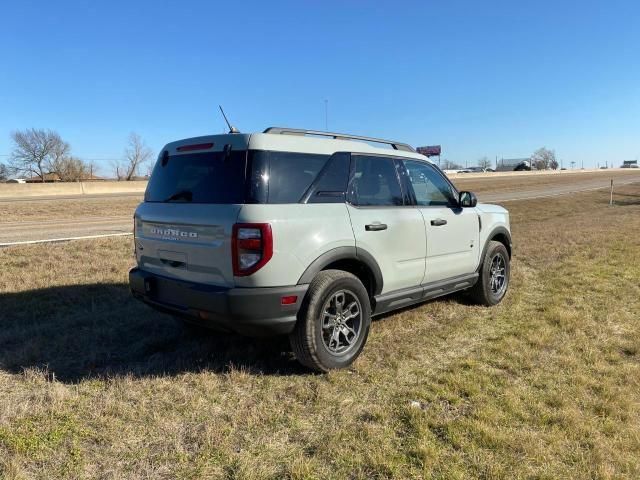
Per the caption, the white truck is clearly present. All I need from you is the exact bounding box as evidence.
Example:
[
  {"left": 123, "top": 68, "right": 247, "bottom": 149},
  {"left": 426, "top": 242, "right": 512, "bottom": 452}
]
[{"left": 130, "top": 128, "right": 511, "bottom": 371}]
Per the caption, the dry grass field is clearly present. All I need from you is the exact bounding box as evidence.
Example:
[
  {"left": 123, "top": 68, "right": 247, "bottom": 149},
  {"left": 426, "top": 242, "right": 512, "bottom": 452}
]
[
  {"left": 454, "top": 170, "right": 637, "bottom": 195},
  {"left": 0, "top": 183, "right": 639, "bottom": 479},
  {"left": 0, "top": 196, "right": 142, "bottom": 223}
]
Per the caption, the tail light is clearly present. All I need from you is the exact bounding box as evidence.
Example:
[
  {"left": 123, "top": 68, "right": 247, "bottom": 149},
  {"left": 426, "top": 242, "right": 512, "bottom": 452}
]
[{"left": 232, "top": 223, "right": 273, "bottom": 276}]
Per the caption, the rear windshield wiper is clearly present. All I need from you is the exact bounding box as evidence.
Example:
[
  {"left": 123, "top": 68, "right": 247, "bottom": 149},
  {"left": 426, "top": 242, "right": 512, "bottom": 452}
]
[{"left": 164, "top": 190, "right": 193, "bottom": 202}]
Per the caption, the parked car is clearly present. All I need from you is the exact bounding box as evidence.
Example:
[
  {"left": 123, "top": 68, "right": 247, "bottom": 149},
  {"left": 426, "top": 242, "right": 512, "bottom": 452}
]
[{"left": 129, "top": 128, "right": 512, "bottom": 371}]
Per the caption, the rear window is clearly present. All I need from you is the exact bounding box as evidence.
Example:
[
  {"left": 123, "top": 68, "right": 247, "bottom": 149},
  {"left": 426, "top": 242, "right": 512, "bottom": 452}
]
[
  {"left": 144, "top": 149, "right": 345, "bottom": 204},
  {"left": 145, "top": 150, "right": 247, "bottom": 204}
]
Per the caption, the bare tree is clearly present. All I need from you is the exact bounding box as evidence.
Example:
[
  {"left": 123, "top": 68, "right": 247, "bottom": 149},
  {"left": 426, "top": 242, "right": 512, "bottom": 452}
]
[
  {"left": 477, "top": 156, "right": 492, "bottom": 170},
  {"left": 85, "top": 160, "right": 100, "bottom": 179},
  {"left": 531, "top": 147, "right": 556, "bottom": 170},
  {"left": 0, "top": 163, "right": 10, "bottom": 182},
  {"left": 115, "top": 133, "right": 153, "bottom": 181},
  {"left": 549, "top": 158, "right": 559, "bottom": 170},
  {"left": 9, "top": 129, "right": 70, "bottom": 182},
  {"left": 53, "top": 156, "right": 90, "bottom": 182},
  {"left": 441, "top": 159, "right": 462, "bottom": 170}
]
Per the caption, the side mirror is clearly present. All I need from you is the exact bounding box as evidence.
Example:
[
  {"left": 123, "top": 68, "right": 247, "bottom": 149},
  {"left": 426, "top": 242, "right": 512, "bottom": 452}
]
[{"left": 459, "top": 191, "right": 477, "bottom": 208}]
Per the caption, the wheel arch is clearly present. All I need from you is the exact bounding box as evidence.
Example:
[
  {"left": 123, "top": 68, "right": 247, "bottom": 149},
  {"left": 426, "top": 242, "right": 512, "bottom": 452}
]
[
  {"left": 297, "top": 246, "right": 383, "bottom": 297},
  {"left": 479, "top": 226, "right": 512, "bottom": 270}
]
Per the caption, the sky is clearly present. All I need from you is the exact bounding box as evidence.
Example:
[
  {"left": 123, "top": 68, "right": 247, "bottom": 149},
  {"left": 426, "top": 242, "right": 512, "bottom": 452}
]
[{"left": 1, "top": 0, "right": 639, "bottom": 175}]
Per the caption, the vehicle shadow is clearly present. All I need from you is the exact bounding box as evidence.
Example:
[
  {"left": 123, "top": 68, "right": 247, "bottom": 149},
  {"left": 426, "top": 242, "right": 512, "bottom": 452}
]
[{"left": 0, "top": 283, "right": 305, "bottom": 383}]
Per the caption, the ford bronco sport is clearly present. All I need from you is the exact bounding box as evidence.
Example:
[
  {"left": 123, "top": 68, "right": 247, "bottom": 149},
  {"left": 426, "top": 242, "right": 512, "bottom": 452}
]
[{"left": 129, "top": 128, "right": 512, "bottom": 371}]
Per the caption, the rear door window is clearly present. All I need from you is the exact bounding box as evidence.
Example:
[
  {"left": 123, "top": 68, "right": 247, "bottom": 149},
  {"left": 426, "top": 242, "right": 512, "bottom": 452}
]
[
  {"left": 145, "top": 150, "right": 247, "bottom": 204},
  {"left": 304, "top": 152, "right": 351, "bottom": 203},
  {"left": 348, "top": 155, "right": 404, "bottom": 206}
]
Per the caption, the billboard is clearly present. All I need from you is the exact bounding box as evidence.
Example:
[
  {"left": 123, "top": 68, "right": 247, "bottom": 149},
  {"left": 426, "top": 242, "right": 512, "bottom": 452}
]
[{"left": 416, "top": 145, "right": 441, "bottom": 157}]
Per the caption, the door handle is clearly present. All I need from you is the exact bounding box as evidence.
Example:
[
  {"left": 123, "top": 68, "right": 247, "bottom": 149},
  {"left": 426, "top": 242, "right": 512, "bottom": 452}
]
[
  {"left": 160, "top": 258, "right": 186, "bottom": 269},
  {"left": 430, "top": 219, "right": 447, "bottom": 227},
  {"left": 365, "top": 223, "right": 387, "bottom": 231}
]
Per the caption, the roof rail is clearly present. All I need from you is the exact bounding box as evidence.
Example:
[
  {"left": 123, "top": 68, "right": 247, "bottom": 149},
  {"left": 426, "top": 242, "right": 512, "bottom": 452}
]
[{"left": 263, "top": 127, "right": 415, "bottom": 152}]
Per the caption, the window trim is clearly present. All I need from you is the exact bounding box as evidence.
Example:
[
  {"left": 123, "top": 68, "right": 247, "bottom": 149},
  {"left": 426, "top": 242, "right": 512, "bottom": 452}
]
[{"left": 346, "top": 153, "right": 408, "bottom": 208}]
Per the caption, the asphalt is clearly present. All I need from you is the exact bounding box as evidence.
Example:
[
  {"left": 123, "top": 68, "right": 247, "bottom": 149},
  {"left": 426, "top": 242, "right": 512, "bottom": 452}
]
[
  {"left": 1, "top": 173, "right": 639, "bottom": 246},
  {"left": 0, "top": 216, "right": 135, "bottom": 245},
  {"left": 478, "top": 174, "right": 640, "bottom": 203}
]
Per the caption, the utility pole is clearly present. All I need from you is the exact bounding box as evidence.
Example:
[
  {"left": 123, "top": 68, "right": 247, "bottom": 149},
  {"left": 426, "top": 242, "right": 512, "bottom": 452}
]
[{"left": 610, "top": 179, "right": 614, "bottom": 206}]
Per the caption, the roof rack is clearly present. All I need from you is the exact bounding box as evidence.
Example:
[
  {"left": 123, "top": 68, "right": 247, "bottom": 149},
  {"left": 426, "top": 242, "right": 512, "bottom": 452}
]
[{"left": 263, "top": 127, "right": 415, "bottom": 152}]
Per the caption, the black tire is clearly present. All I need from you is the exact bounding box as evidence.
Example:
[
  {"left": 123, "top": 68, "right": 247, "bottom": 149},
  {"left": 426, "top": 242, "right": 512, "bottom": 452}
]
[
  {"left": 290, "top": 270, "right": 371, "bottom": 372},
  {"left": 469, "top": 241, "right": 510, "bottom": 306}
]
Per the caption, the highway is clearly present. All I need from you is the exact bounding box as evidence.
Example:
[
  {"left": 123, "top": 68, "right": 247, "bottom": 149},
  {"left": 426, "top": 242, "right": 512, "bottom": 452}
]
[
  {"left": 1, "top": 216, "right": 134, "bottom": 245},
  {"left": 1, "top": 173, "right": 639, "bottom": 246},
  {"left": 475, "top": 174, "right": 640, "bottom": 203}
]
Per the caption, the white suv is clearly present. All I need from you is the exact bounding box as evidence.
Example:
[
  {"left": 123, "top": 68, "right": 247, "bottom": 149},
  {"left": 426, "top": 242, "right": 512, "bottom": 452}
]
[{"left": 129, "top": 128, "right": 512, "bottom": 371}]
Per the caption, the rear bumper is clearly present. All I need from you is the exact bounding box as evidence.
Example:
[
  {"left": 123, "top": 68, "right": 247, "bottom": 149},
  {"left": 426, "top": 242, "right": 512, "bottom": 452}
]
[{"left": 129, "top": 268, "right": 307, "bottom": 336}]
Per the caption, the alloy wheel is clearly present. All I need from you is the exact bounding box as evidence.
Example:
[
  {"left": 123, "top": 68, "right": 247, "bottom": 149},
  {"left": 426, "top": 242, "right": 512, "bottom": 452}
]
[{"left": 320, "top": 289, "right": 362, "bottom": 355}]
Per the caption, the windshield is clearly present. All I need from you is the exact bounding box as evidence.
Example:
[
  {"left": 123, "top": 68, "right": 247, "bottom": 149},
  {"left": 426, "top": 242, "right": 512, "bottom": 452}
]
[{"left": 145, "top": 150, "right": 247, "bottom": 204}]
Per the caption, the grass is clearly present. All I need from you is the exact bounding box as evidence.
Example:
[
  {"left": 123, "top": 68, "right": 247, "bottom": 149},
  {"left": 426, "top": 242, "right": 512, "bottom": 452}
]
[
  {"left": 453, "top": 169, "right": 639, "bottom": 195},
  {"left": 0, "top": 184, "right": 639, "bottom": 478}
]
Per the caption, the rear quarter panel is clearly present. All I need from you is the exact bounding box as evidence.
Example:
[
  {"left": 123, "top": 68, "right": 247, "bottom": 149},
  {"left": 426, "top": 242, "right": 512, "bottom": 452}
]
[{"left": 234, "top": 204, "right": 355, "bottom": 287}]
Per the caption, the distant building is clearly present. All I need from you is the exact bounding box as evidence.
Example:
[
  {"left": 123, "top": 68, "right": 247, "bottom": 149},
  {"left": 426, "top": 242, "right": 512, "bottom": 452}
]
[
  {"left": 496, "top": 158, "right": 531, "bottom": 172},
  {"left": 23, "top": 173, "right": 105, "bottom": 182},
  {"left": 80, "top": 173, "right": 106, "bottom": 181},
  {"left": 25, "top": 173, "right": 61, "bottom": 183},
  {"left": 622, "top": 160, "right": 638, "bottom": 168}
]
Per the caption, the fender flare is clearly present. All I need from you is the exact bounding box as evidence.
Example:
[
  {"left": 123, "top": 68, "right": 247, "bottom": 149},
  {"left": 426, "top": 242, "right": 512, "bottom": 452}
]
[
  {"left": 297, "top": 246, "right": 384, "bottom": 295},
  {"left": 478, "top": 226, "right": 512, "bottom": 271}
]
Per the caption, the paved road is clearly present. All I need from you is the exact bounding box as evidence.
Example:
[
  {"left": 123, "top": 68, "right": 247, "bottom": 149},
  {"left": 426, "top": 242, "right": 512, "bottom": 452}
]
[
  {"left": 1, "top": 173, "right": 639, "bottom": 246},
  {"left": 0, "top": 216, "right": 134, "bottom": 245},
  {"left": 477, "top": 173, "right": 640, "bottom": 203}
]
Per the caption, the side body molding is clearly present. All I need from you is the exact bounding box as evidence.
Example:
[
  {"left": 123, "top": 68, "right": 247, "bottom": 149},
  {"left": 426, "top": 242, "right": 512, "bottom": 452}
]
[{"left": 297, "top": 246, "right": 384, "bottom": 295}]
